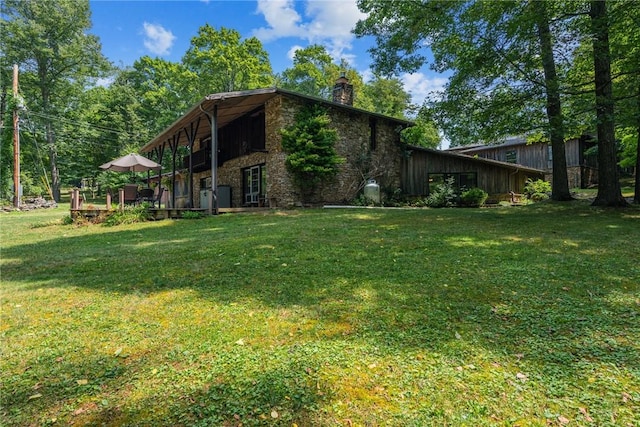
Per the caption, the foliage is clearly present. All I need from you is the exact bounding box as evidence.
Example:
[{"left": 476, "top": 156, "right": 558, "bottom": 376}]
[
  {"left": 95, "top": 171, "right": 137, "bottom": 194},
  {"left": 460, "top": 187, "right": 488, "bottom": 207},
  {"left": 618, "top": 130, "right": 638, "bottom": 169},
  {"left": 183, "top": 25, "right": 273, "bottom": 95},
  {"left": 524, "top": 178, "right": 552, "bottom": 201},
  {"left": 102, "top": 205, "right": 149, "bottom": 226},
  {"left": 400, "top": 106, "right": 441, "bottom": 148},
  {"left": 1, "top": 0, "right": 111, "bottom": 201},
  {"left": 2, "top": 205, "right": 639, "bottom": 425},
  {"left": 426, "top": 176, "right": 456, "bottom": 207},
  {"left": 277, "top": 45, "right": 415, "bottom": 117},
  {"left": 355, "top": 0, "right": 638, "bottom": 203},
  {"left": 181, "top": 210, "right": 204, "bottom": 220},
  {"left": 281, "top": 105, "right": 344, "bottom": 201}
]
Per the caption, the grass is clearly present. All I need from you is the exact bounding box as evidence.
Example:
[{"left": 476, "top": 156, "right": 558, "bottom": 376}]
[{"left": 1, "top": 202, "right": 639, "bottom": 426}]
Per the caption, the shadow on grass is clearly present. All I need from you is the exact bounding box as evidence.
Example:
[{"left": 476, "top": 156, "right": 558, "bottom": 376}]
[{"left": 2, "top": 204, "right": 639, "bottom": 424}]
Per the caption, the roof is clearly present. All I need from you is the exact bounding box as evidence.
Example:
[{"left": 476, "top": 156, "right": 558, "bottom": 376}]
[
  {"left": 140, "top": 87, "right": 414, "bottom": 154},
  {"left": 446, "top": 136, "right": 529, "bottom": 153},
  {"left": 408, "top": 144, "right": 545, "bottom": 175}
]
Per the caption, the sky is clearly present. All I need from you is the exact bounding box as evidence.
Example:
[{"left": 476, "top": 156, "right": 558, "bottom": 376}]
[{"left": 89, "top": 0, "right": 449, "bottom": 107}]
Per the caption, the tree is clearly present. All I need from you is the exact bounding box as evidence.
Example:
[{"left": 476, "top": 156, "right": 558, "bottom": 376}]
[
  {"left": 400, "top": 106, "right": 441, "bottom": 148},
  {"left": 361, "top": 76, "right": 412, "bottom": 119},
  {"left": 183, "top": 25, "right": 274, "bottom": 96},
  {"left": 589, "top": 0, "right": 627, "bottom": 206},
  {"left": 2, "top": 0, "right": 110, "bottom": 201},
  {"left": 278, "top": 45, "right": 338, "bottom": 99},
  {"left": 355, "top": 0, "right": 575, "bottom": 200}
]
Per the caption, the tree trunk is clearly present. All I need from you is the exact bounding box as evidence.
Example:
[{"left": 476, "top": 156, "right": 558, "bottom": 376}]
[
  {"left": 46, "top": 121, "right": 61, "bottom": 202},
  {"left": 533, "top": 1, "right": 572, "bottom": 201},
  {"left": 635, "top": 107, "right": 640, "bottom": 204},
  {"left": 590, "top": 0, "right": 627, "bottom": 207}
]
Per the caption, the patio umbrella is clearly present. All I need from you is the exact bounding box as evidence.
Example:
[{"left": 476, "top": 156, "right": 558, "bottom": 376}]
[{"left": 99, "top": 153, "right": 161, "bottom": 172}]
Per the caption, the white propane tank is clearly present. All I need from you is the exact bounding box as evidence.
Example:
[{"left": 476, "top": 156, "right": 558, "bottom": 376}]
[{"left": 364, "top": 179, "right": 380, "bottom": 204}]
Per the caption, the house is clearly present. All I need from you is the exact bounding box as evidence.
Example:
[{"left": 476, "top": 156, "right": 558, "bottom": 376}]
[
  {"left": 140, "top": 81, "right": 549, "bottom": 211},
  {"left": 140, "top": 82, "right": 412, "bottom": 210},
  {"left": 400, "top": 145, "right": 545, "bottom": 197},
  {"left": 446, "top": 136, "right": 598, "bottom": 188}
]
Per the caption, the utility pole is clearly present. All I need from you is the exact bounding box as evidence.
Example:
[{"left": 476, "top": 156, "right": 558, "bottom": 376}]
[{"left": 13, "top": 64, "right": 20, "bottom": 208}]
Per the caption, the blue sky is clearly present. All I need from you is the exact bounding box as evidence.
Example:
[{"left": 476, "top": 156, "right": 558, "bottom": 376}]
[{"left": 89, "top": 0, "right": 448, "bottom": 106}]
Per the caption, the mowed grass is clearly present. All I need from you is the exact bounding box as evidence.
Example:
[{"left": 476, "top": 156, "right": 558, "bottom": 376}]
[{"left": 1, "top": 203, "right": 639, "bottom": 426}]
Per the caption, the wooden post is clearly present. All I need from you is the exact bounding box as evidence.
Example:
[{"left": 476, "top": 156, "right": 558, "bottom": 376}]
[
  {"left": 118, "top": 188, "right": 124, "bottom": 212},
  {"left": 106, "top": 192, "right": 112, "bottom": 210},
  {"left": 71, "top": 188, "right": 80, "bottom": 209},
  {"left": 12, "top": 64, "right": 20, "bottom": 208}
]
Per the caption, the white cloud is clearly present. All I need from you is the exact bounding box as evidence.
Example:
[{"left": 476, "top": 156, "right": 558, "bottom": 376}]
[
  {"left": 253, "top": 0, "right": 366, "bottom": 63},
  {"left": 401, "top": 73, "right": 448, "bottom": 106},
  {"left": 142, "top": 22, "right": 176, "bottom": 56},
  {"left": 287, "top": 45, "right": 304, "bottom": 60}
]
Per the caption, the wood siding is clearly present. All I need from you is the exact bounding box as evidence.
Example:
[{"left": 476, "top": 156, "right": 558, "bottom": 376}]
[{"left": 401, "top": 148, "right": 544, "bottom": 196}]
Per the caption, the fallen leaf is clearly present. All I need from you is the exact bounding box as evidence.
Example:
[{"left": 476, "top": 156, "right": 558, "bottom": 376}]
[
  {"left": 114, "top": 347, "right": 123, "bottom": 357},
  {"left": 271, "top": 410, "right": 279, "bottom": 418},
  {"left": 455, "top": 331, "right": 462, "bottom": 339},
  {"left": 621, "top": 392, "right": 631, "bottom": 402},
  {"left": 28, "top": 393, "right": 42, "bottom": 400},
  {"left": 579, "top": 407, "right": 594, "bottom": 422},
  {"left": 235, "top": 338, "right": 245, "bottom": 346},
  {"left": 516, "top": 372, "right": 528, "bottom": 382},
  {"left": 76, "top": 379, "right": 88, "bottom": 385},
  {"left": 558, "top": 415, "right": 570, "bottom": 424}
]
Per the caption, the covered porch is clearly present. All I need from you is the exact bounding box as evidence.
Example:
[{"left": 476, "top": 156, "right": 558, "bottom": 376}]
[{"left": 138, "top": 88, "right": 284, "bottom": 214}]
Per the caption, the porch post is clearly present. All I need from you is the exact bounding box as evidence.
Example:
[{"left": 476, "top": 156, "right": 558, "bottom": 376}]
[{"left": 210, "top": 104, "right": 218, "bottom": 215}]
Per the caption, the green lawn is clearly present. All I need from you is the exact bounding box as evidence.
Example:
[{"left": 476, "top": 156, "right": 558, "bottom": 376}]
[{"left": 1, "top": 203, "right": 639, "bottom": 426}]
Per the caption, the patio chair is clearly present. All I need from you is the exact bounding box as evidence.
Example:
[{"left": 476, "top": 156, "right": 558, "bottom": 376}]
[
  {"left": 122, "top": 184, "right": 139, "bottom": 205},
  {"left": 138, "top": 188, "right": 154, "bottom": 205}
]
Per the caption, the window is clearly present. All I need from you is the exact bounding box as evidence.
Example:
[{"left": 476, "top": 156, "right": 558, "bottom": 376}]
[
  {"left": 505, "top": 150, "right": 517, "bottom": 163},
  {"left": 369, "top": 117, "right": 377, "bottom": 150},
  {"left": 243, "top": 164, "right": 266, "bottom": 206},
  {"left": 427, "top": 172, "right": 478, "bottom": 194}
]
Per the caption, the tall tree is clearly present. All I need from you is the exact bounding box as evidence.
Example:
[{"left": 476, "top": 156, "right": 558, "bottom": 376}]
[
  {"left": 589, "top": 0, "right": 627, "bottom": 206},
  {"left": 355, "top": 0, "right": 576, "bottom": 200},
  {"left": 2, "top": 0, "right": 109, "bottom": 201},
  {"left": 532, "top": 1, "right": 572, "bottom": 200},
  {"left": 361, "top": 76, "right": 412, "bottom": 119},
  {"left": 182, "top": 25, "right": 273, "bottom": 96}
]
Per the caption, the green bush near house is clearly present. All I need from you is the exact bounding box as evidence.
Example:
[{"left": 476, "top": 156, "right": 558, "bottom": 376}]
[
  {"left": 524, "top": 178, "right": 552, "bottom": 201},
  {"left": 460, "top": 187, "right": 489, "bottom": 207}
]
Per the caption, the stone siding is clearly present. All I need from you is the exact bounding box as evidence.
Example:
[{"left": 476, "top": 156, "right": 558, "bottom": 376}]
[{"left": 191, "top": 94, "right": 405, "bottom": 208}]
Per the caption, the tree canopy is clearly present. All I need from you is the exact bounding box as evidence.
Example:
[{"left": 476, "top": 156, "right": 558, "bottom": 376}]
[{"left": 355, "top": 0, "right": 637, "bottom": 205}]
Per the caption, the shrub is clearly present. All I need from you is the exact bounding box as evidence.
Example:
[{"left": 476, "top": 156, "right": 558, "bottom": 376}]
[
  {"left": 426, "top": 177, "right": 456, "bottom": 208},
  {"left": 524, "top": 179, "right": 551, "bottom": 201},
  {"left": 460, "top": 187, "right": 488, "bottom": 207},
  {"left": 181, "top": 211, "right": 204, "bottom": 219},
  {"left": 103, "top": 205, "right": 149, "bottom": 226},
  {"left": 281, "top": 105, "right": 344, "bottom": 202}
]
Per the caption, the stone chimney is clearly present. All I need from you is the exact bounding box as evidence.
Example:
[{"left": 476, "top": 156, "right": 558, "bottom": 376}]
[{"left": 332, "top": 72, "right": 354, "bottom": 106}]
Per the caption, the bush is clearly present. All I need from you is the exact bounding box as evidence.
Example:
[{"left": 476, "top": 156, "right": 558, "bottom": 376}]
[
  {"left": 426, "top": 177, "right": 456, "bottom": 208},
  {"left": 103, "top": 205, "right": 149, "bottom": 226},
  {"left": 181, "top": 211, "right": 204, "bottom": 219},
  {"left": 460, "top": 187, "right": 488, "bottom": 207},
  {"left": 524, "top": 179, "right": 551, "bottom": 201}
]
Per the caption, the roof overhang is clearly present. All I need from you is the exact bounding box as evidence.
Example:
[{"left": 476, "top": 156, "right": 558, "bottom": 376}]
[
  {"left": 140, "top": 87, "right": 414, "bottom": 154},
  {"left": 408, "top": 145, "right": 545, "bottom": 175}
]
